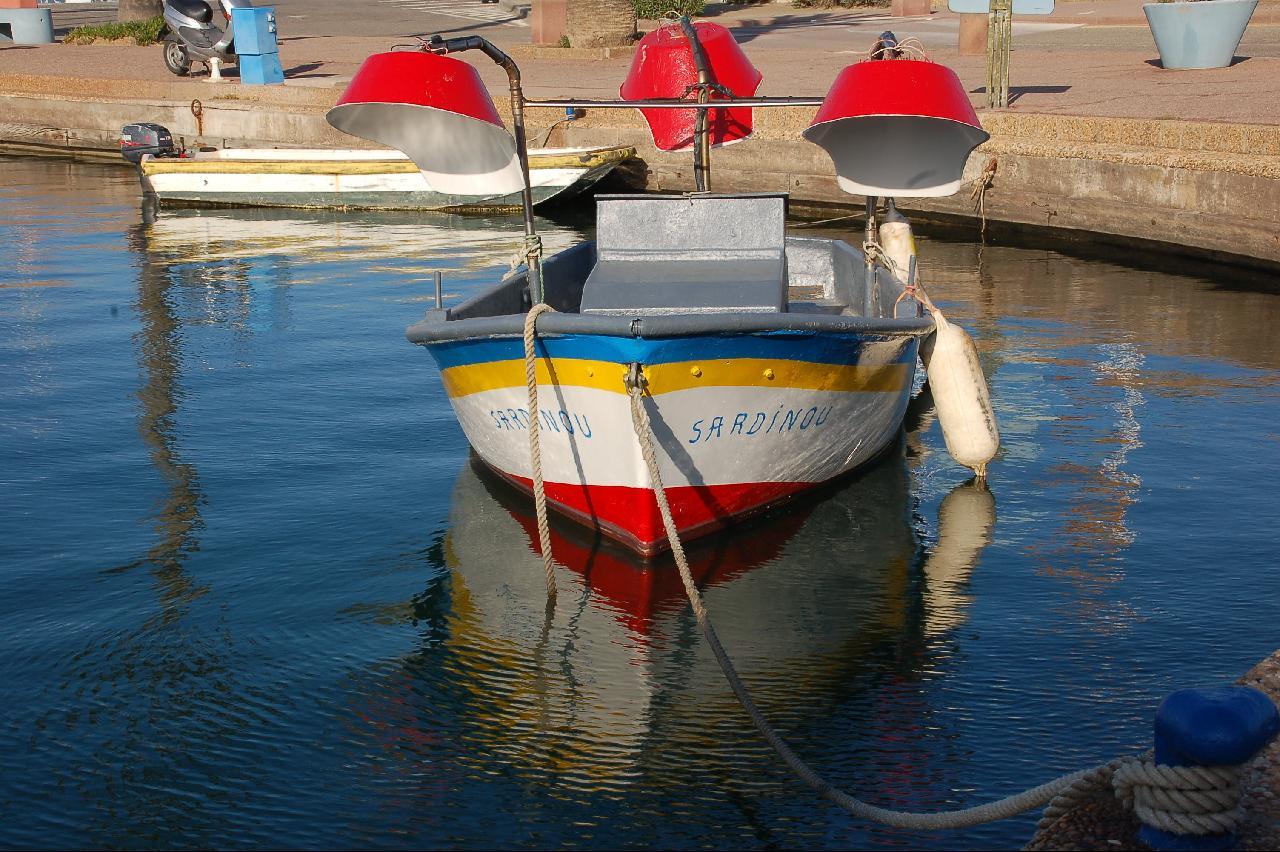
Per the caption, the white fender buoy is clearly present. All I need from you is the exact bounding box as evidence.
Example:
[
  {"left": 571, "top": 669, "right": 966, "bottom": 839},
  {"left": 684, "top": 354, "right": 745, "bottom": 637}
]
[
  {"left": 876, "top": 202, "right": 998, "bottom": 476},
  {"left": 920, "top": 310, "right": 1000, "bottom": 478},
  {"left": 878, "top": 199, "right": 917, "bottom": 285}
]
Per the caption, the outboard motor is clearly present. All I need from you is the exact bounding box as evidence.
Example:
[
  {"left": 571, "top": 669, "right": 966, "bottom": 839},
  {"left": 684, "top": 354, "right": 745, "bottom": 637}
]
[{"left": 120, "top": 124, "right": 179, "bottom": 165}]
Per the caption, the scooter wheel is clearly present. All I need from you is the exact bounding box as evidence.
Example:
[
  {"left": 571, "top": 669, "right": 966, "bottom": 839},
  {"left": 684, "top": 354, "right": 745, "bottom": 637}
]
[{"left": 163, "top": 36, "right": 192, "bottom": 77}]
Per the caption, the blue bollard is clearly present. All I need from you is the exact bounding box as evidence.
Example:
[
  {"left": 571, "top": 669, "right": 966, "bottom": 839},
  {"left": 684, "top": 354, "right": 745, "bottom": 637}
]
[{"left": 1139, "top": 686, "right": 1279, "bottom": 851}]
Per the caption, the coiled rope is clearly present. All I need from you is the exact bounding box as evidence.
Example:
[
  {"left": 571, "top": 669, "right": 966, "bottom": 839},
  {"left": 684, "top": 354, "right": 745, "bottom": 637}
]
[
  {"left": 1115, "top": 759, "right": 1242, "bottom": 836},
  {"left": 517, "top": 308, "right": 1248, "bottom": 835}
]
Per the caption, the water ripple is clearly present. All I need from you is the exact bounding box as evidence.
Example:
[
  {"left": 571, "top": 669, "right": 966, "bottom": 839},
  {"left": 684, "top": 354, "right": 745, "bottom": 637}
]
[{"left": 1, "top": 159, "right": 1278, "bottom": 849}]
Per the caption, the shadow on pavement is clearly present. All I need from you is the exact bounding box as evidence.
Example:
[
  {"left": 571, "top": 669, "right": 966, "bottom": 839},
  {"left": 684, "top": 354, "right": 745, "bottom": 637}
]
[
  {"left": 970, "top": 84, "right": 1072, "bottom": 104},
  {"left": 729, "top": 13, "right": 883, "bottom": 43},
  {"left": 1143, "top": 55, "right": 1252, "bottom": 69},
  {"left": 284, "top": 62, "right": 328, "bottom": 77}
]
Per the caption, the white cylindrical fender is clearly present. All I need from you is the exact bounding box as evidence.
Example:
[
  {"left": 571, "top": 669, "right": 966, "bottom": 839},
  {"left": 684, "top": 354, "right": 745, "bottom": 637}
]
[
  {"left": 920, "top": 310, "right": 1000, "bottom": 478},
  {"left": 878, "top": 202, "right": 917, "bottom": 285}
]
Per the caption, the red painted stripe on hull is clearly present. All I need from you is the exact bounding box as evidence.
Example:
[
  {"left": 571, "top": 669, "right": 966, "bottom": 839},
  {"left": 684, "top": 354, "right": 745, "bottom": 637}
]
[
  {"left": 500, "top": 491, "right": 809, "bottom": 634},
  {"left": 495, "top": 468, "right": 813, "bottom": 555}
]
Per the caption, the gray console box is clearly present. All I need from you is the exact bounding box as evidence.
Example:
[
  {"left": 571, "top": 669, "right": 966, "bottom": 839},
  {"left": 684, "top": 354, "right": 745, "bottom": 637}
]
[{"left": 579, "top": 193, "right": 789, "bottom": 316}]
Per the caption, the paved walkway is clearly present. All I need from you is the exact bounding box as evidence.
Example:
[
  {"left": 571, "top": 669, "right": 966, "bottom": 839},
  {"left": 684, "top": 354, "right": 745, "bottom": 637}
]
[{"left": 4, "top": 0, "right": 1279, "bottom": 126}]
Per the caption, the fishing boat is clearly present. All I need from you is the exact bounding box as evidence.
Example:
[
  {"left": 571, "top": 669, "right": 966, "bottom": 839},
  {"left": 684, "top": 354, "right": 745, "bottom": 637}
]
[
  {"left": 409, "top": 190, "right": 936, "bottom": 553},
  {"left": 329, "top": 21, "right": 998, "bottom": 555},
  {"left": 132, "top": 144, "right": 635, "bottom": 212}
]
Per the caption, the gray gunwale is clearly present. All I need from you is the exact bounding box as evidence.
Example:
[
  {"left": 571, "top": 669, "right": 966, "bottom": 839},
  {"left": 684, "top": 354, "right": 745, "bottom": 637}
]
[
  {"left": 407, "top": 311, "right": 935, "bottom": 344},
  {"left": 406, "top": 231, "right": 936, "bottom": 345}
]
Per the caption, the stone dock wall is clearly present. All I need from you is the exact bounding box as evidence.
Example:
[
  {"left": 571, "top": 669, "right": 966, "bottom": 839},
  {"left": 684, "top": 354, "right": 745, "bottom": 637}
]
[
  {"left": 2, "top": 79, "right": 1277, "bottom": 272},
  {"left": 542, "top": 106, "right": 1280, "bottom": 273}
]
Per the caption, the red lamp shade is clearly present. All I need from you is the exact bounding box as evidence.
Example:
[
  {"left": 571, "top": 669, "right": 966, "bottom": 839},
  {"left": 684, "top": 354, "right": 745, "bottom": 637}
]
[
  {"left": 326, "top": 51, "right": 523, "bottom": 196},
  {"left": 803, "top": 59, "right": 989, "bottom": 198},
  {"left": 620, "top": 22, "right": 761, "bottom": 152}
]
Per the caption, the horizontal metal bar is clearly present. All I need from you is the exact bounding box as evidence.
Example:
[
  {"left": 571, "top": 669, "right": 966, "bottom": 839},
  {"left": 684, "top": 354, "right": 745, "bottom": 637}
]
[{"left": 524, "top": 97, "right": 825, "bottom": 110}]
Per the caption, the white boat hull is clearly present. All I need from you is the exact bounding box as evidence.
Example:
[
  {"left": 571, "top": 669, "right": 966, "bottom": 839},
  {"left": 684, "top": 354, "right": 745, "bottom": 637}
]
[
  {"left": 138, "top": 146, "right": 635, "bottom": 211},
  {"left": 428, "top": 330, "right": 920, "bottom": 553}
]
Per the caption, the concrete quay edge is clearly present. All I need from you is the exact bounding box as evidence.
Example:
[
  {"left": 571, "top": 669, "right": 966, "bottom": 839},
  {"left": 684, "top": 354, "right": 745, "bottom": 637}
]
[{"left": 1, "top": 77, "right": 1277, "bottom": 272}]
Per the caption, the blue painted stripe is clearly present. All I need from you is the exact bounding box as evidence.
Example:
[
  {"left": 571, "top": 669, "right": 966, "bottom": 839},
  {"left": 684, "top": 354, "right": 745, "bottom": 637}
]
[{"left": 427, "top": 331, "right": 906, "bottom": 370}]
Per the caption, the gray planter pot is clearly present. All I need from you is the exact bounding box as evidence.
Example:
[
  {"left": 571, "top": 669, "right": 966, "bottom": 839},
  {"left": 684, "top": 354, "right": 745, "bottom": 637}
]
[
  {"left": 1143, "top": 0, "right": 1258, "bottom": 70},
  {"left": 0, "top": 8, "right": 54, "bottom": 45}
]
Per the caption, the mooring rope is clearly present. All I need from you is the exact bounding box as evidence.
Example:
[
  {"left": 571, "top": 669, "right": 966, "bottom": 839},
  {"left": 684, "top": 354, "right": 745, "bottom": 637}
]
[
  {"left": 516, "top": 307, "right": 1248, "bottom": 834},
  {"left": 620, "top": 373, "right": 1246, "bottom": 833},
  {"left": 970, "top": 157, "right": 998, "bottom": 243},
  {"left": 1034, "top": 757, "right": 1130, "bottom": 831},
  {"left": 862, "top": 239, "right": 938, "bottom": 316},
  {"left": 523, "top": 303, "right": 558, "bottom": 602}
]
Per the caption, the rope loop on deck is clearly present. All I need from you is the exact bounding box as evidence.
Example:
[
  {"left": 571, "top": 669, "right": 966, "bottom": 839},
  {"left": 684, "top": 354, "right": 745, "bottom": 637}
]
[
  {"left": 524, "top": 233, "right": 543, "bottom": 265},
  {"left": 523, "top": 303, "right": 558, "bottom": 602},
  {"left": 622, "top": 370, "right": 1247, "bottom": 834}
]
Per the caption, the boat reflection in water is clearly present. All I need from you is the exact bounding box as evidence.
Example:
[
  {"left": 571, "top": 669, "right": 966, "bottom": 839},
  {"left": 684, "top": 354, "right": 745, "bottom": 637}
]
[
  {"left": 357, "top": 439, "right": 997, "bottom": 799},
  {"left": 136, "top": 202, "right": 588, "bottom": 343},
  {"left": 141, "top": 202, "right": 587, "bottom": 272}
]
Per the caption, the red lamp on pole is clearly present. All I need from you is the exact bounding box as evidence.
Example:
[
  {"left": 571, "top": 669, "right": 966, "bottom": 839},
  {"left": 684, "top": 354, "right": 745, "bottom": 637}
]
[
  {"left": 327, "top": 37, "right": 546, "bottom": 303},
  {"left": 803, "top": 58, "right": 989, "bottom": 198},
  {"left": 326, "top": 50, "right": 524, "bottom": 196},
  {"left": 620, "top": 20, "right": 762, "bottom": 153}
]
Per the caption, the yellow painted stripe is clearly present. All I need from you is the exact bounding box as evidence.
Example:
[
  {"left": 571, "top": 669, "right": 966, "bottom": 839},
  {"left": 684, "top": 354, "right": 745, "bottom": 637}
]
[
  {"left": 439, "top": 358, "right": 910, "bottom": 399},
  {"left": 140, "top": 146, "right": 635, "bottom": 177},
  {"left": 143, "top": 159, "right": 418, "bottom": 176},
  {"left": 647, "top": 358, "right": 910, "bottom": 394},
  {"left": 442, "top": 358, "right": 629, "bottom": 398}
]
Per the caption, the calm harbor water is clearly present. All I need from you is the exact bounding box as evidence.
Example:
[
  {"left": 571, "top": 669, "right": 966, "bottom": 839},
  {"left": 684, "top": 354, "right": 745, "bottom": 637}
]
[{"left": 2, "top": 157, "right": 1278, "bottom": 850}]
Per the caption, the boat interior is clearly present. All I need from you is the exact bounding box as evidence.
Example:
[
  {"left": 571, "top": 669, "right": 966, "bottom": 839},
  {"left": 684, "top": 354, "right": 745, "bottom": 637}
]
[{"left": 442, "top": 193, "right": 921, "bottom": 325}]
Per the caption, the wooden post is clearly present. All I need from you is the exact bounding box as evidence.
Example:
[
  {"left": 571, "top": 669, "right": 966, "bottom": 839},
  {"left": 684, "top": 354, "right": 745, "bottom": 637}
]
[{"left": 986, "top": 0, "right": 1012, "bottom": 109}]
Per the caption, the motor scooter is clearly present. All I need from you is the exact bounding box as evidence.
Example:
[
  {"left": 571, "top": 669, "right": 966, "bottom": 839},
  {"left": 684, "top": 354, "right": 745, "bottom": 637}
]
[{"left": 161, "top": 0, "right": 256, "bottom": 78}]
